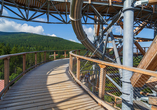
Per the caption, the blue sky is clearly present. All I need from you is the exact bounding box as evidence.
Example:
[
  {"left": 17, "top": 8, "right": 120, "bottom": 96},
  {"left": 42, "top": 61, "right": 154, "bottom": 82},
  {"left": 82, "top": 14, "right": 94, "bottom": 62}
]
[{"left": 0, "top": 7, "right": 154, "bottom": 48}]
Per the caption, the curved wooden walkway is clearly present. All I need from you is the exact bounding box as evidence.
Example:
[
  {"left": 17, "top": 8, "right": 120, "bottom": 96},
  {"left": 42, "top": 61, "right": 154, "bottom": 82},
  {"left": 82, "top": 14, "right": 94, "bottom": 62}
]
[{"left": 0, "top": 59, "right": 104, "bottom": 110}]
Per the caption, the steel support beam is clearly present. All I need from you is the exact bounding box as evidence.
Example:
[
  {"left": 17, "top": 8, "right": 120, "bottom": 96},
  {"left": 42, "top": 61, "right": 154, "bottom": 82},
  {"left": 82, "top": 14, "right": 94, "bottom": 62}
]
[
  {"left": 99, "top": 23, "right": 104, "bottom": 52},
  {"left": 122, "top": 0, "right": 134, "bottom": 109},
  {"left": 110, "top": 32, "right": 122, "bottom": 78},
  {"left": 154, "top": 22, "right": 157, "bottom": 38}
]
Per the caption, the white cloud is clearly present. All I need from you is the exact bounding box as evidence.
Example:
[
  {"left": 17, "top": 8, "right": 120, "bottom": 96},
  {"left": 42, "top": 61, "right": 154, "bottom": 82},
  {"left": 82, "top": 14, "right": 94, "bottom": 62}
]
[
  {"left": 113, "top": 26, "right": 123, "bottom": 35},
  {"left": 82, "top": 25, "right": 94, "bottom": 41},
  {"left": 35, "top": 18, "right": 47, "bottom": 22},
  {"left": 2, "top": 9, "right": 9, "bottom": 16},
  {"left": 0, "top": 18, "right": 44, "bottom": 34},
  {"left": 47, "top": 34, "right": 57, "bottom": 37},
  {"left": 69, "top": 39, "right": 76, "bottom": 42}
]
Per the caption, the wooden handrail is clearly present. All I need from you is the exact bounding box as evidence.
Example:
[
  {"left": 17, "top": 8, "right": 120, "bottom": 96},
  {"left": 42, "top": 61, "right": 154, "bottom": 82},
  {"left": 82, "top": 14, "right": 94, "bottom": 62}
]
[
  {"left": 70, "top": 51, "right": 157, "bottom": 77},
  {"left": 69, "top": 50, "right": 157, "bottom": 109},
  {"left": 0, "top": 49, "right": 79, "bottom": 99},
  {"left": 0, "top": 49, "right": 80, "bottom": 60}
]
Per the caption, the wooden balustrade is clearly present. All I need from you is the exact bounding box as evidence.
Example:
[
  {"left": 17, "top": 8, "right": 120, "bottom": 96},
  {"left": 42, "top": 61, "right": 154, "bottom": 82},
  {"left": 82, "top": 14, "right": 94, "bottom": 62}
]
[{"left": 0, "top": 50, "right": 77, "bottom": 99}]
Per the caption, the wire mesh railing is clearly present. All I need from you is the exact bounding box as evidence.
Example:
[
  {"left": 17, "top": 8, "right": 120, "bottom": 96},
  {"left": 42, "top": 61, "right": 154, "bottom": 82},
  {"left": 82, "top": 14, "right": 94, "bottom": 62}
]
[{"left": 69, "top": 50, "right": 157, "bottom": 110}]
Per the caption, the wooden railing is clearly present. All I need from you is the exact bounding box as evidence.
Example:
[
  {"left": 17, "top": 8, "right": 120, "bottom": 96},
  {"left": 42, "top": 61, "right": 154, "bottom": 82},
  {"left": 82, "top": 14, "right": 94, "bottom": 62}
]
[
  {"left": 69, "top": 50, "right": 157, "bottom": 110},
  {"left": 0, "top": 49, "right": 75, "bottom": 99}
]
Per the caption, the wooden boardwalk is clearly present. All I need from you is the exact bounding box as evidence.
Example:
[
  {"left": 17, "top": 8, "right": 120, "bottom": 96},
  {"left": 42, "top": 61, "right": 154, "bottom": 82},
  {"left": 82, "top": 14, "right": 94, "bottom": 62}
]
[{"left": 0, "top": 59, "right": 104, "bottom": 110}]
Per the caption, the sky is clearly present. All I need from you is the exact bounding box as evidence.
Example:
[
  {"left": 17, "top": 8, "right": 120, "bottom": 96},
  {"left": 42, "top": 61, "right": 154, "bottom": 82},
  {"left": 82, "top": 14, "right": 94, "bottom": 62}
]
[{"left": 0, "top": 6, "right": 154, "bottom": 48}]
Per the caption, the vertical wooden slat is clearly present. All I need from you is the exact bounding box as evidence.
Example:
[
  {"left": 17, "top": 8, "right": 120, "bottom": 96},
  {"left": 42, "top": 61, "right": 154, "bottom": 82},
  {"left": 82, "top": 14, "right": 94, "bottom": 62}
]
[
  {"left": 54, "top": 51, "right": 56, "bottom": 60},
  {"left": 44, "top": 51, "right": 46, "bottom": 62},
  {"left": 23, "top": 54, "right": 26, "bottom": 72},
  {"left": 35, "top": 52, "right": 37, "bottom": 65},
  {"left": 4, "top": 57, "right": 10, "bottom": 90},
  {"left": 64, "top": 50, "right": 66, "bottom": 58},
  {"left": 98, "top": 64, "right": 106, "bottom": 100},
  {"left": 77, "top": 58, "right": 80, "bottom": 80}
]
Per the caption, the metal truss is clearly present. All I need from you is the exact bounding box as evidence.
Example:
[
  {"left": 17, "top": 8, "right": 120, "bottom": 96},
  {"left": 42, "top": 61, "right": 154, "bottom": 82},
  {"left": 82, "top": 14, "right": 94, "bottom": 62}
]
[
  {"left": 0, "top": 0, "right": 156, "bottom": 28},
  {"left": 0, "top": 0, "right": 71, "bottom": 24}
]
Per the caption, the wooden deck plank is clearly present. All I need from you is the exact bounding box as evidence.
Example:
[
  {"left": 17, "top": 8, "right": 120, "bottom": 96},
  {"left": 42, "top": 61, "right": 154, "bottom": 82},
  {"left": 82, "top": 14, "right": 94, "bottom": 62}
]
[{"left": 0, "top": 59, "right": 104, "bottom": 110}]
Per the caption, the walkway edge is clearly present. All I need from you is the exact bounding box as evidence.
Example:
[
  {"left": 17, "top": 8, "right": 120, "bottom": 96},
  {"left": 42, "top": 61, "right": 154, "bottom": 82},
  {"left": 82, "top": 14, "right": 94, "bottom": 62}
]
[{"left": 68, "top": 69, "right": 116, "bottom": 110}]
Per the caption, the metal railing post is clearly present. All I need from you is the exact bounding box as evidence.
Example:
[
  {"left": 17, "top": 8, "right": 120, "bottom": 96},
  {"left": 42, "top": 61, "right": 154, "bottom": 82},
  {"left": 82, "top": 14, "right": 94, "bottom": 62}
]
[
  {"left": 98, "top": 64, "right": 106, "bottom": 100},
  {"left": 23, "top": 54, "right": 26, "bottom": 73},
  {"left": 77, "top": 58, "right": 80, "bottom": 80},
  {"left": 4, "top": 57, "right": 10, "bottom": 91},
  {"left": 54, "top": 51, "right": 56, "bottom": 60}
]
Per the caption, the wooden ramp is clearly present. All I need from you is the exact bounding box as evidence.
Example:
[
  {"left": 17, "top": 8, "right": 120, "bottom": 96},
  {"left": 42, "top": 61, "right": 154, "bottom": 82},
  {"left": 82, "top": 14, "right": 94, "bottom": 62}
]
[{"left": 0, "top": 59, "right": 104, "bottom": 110}]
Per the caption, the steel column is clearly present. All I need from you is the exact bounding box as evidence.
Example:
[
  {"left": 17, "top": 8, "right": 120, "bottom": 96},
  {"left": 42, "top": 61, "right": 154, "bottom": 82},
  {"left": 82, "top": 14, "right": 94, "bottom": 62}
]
[
  {"left": 122, "top": 0, "right": 134, "bottom": 109},
  {"left": 99, "top": 23, "right": 104, "bottom": 52},
  {"left": 154, "top": 22, "right": 157, "bottom": 38},
  {"left": 110, "top": 32, "right": 122, "bottom": 77}
]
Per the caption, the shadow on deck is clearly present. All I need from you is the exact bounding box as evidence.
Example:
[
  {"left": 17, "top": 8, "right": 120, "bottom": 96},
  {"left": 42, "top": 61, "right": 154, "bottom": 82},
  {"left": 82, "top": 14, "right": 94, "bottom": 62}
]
[{"left": 0, "top": 59, "right": 104, "bottom": 110}]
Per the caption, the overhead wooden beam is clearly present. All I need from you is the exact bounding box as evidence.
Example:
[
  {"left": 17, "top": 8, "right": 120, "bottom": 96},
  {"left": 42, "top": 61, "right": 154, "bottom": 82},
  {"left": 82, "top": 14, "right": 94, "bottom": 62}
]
[
  {"left": 149, "top": 0, "right": 157, "bottom": 5},
  {"left": 134, "top": 21, "right": 148, "bottom": 36},
  {"left": 134, "top": 41, "right": 145, "bottom": 55},
  {"left": 117, "top": 20, "right": 123, "bottom": 29},
  {"left": 96, "top": 23, "right": 100, "bottom": 37},
  {"left": 117, "top": 20, "right": 148, "bottom": 36},
  {"left": 131, "top": 35, "right": 157, "bottom": 87}
]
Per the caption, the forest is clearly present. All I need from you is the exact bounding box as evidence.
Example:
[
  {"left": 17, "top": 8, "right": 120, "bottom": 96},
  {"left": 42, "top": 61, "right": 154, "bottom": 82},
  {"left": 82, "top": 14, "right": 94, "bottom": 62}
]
[{"left": 0, "top": 32, "right": 85, "bottom": 82}]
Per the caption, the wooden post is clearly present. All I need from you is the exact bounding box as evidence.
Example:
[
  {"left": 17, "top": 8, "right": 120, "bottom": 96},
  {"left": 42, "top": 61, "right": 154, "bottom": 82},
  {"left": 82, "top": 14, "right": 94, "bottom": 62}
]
[
  {"left": 44, "top": 51, "right": 46, "bottom": 62},
  {"left": 54, "top": 51, "right": 56, "bottom": 60},
  {"left": 70, "top": 55, "right": 73, "bottom": 71},
  {"left": 98, "top": 64, "right": 106, "bottom": 100},
  {"left": 64, "top": 50, "right": 66, "bottom": 58},
  {"left": 23, "top": 54, "right": 26, "bottom": 72},
  {"left": 35, "top": 52, "right": 37, "bottom": 66},
  {"left": 75, "top": 50, "right": 77, "bottom": 54},
  {"left": 78, "top": 50, "right": 80, "bottom": 55},
  {"left": 4, "top": 57, "right": 10, "bottom": 90},
  {"left": 77, "top": 58, "right": 80, "bottom": 80},
  {"left": 109, "top": 0, "right": 112, "bottom": 6}
]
